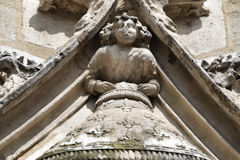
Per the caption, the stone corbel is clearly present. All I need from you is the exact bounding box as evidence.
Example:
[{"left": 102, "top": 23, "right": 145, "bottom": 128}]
[
  {"left": 38, "top": 0, "right": 110, "bottom": 32},
  {"left": 164, "top": 0, "right": 209, "bottom": 19}
]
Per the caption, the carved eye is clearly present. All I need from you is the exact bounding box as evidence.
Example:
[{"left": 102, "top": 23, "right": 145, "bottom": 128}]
[
  {"left": 127, "top": 23, "right": 132, "bottom": 27},
  {"left": 116, "top": 21, "right": 124, "bottom": 28}
]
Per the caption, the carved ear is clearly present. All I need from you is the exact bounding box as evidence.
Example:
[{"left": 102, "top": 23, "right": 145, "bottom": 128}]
[{"left": 99, "top": 23, "right": 115, "bottom": 46}]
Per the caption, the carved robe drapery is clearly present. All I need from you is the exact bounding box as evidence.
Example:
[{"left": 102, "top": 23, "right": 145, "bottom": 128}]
[{"left": 85, "top": 45, "right": 159, "bottom": 94}]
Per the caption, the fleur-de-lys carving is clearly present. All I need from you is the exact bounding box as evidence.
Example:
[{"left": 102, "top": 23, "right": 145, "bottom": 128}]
[
  {"left": 118, "top": 132, "right": 141, "bottom": 142},
  {"left": 116, "top": 118, "right": 140, "bottom": 129},
  {"left": 87, "top": 112, "right": 108, "bottom": 122},
  {"left": 117, "top": 118, "right": 142, "bottom": 142},
  {"left": 119, "top": 99, "right": 132, "bottom": 112},
  {"left": 64, "top": 127, "right": 85, "bottom": 140},
  {"left": 120, "top": 106, "right": 132, "bottom": 112},
  {"left": 144, "top": 113, "right": 165, "bottom": 124},
  {"left": 86, "top": 125, "right": 111, "bottom": 137},
  {"left": 96, "top": 100, "right": 114, "bottom": 110},
  {"left": 152, "top": 127, "right": 170, "bottom": 141}
]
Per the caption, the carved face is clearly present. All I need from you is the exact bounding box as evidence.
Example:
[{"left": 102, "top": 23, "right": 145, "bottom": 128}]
[{"left": 114, "top": 19, "right": 137, "bottom": 45}]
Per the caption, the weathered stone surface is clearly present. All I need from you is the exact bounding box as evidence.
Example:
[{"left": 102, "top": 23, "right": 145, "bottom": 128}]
[
  {"left": 38, "top": 14, "right": 209, "bottom": 160},
  {"left": 38, "top": 0, "right": 89, "bottom": 15},
  {"left": 0, "top": 1, "right": 117, "bottom": 158},
  {"left": 226, "top": 13, "right": 240, "bottom": 45},
  {"left": 222, "top": 0, "right": 240, "bottom": 14},
  {"left": 222, "top": 0, "right": 240, "bottom": 46},
  {"left": 176, "top": 0, "right": 226, "bottom": 56},
  {"left": 0, "top": 46, "right": 43, "bottom": 101},
  {"left": 39, "top": 90, "right": 209, "bottom": 160},
  {"left": 1, "top": 1, "right": 240, "bottom": 159},
  {"left": 23, "top": 0, "right": 80, "bottom": 49},
  {"left": 0, "top": 46, "right": 44, "bottom": 64},
  {"left": 38, "top": 0, "right": 110, "bottom": 33},
  {"left": 0, "top": 1, "right": 16, "bottom": 41},
  {"left": 201, "top": 52, "right": 240, "bottom": 106},
  {"left": 164, "top": 0, "right": 209, "bottom": 19},
  {"left": 85, "top": 13, "right": 159, "bottom": 97}
]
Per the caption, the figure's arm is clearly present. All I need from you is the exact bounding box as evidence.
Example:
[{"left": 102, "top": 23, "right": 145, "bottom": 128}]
[
  {"left": 137, "top": 49, "right": 160, "bottom": 97},
  {"left": 85, "top": 75, "right": 115, "bottom": 95},
  {"left": 85, "top": 74, "right": 98, "bottom": 95},
  {"left": 85, "top": 47, "right": 115, "bottom": 95},
  {"left": 138, "top": 79, "right": 160, "bottom": 97}
]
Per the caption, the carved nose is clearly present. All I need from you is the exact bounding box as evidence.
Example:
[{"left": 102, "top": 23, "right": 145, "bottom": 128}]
[{"left": 123, "top": 25, "right": 129, "bottom": 29}]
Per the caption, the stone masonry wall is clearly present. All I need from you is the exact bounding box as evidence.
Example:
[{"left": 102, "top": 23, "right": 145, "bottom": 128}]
[
  {"left": 0, "top": 0, "right": 80, "bottom": 59},
  {"left": 176, "top": 0, "right": 240, "bottom": 59}
]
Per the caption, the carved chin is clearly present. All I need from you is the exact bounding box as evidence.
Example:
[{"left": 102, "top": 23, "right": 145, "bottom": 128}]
[
  {"left": 122, "top": 40, "right": 135, "bottom": 45},
  {"left": 117, "top": 37, "right": 135, "bottom": 45},
  {"left": 115, "top": 32, "right": 136, "bottom": 45}
]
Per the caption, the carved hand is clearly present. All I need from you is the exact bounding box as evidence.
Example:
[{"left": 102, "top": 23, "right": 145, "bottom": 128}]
[
  {"left": 95, "top": 81, "right": 116, "bottom": 94},
  {"left": 137, "top": 83, "right": 159, "bottom": 97}
]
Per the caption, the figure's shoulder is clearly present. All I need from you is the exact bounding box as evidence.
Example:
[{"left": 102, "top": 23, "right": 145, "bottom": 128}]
[
  {"left": 95, "top": 46, "right": 108, "bottom": 55},
  {"left": 95, "top": 45, "right": 116, "bottom": 55},
  {"left": 133, "top": 47, "right": 154, "bottom": 58},
  {"left": 133, "top": 47, "right": 151, "bottom": 53}
]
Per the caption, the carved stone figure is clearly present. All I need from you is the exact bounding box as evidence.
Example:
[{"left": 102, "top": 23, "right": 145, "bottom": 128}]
[
  {"left": 0, "top": 51, "right": 42, "bottom": 99},
  {"left": 201, "top": 53, "right": 240, "bottom": 93},
  {"left": 38, "top": 13, "right": 210, "bottom": 160},
  {"left": 85, "top": 13, "right": 160, "bottom": 97}
]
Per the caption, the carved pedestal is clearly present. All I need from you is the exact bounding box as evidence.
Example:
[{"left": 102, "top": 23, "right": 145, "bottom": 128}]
[{"left": 38, "top": 89, "right": 210, "bottom": 160}]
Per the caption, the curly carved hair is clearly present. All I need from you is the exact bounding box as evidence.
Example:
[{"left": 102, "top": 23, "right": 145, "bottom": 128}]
[{"left": 99, "top": 13, "right": 152, "bottom": 48}]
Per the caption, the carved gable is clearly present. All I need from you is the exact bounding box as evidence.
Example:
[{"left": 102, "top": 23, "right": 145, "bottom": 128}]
[{"left": 0, "top": 1, "right": 240, "bottom": 160}]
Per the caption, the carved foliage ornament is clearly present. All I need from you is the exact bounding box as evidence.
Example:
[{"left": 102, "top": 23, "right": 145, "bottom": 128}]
[
  {"left": 0, "top": 51, "right": 42, "bottom": 99},
  {"left": 201, "top": 53, "right": 240, "bottom": 93}
]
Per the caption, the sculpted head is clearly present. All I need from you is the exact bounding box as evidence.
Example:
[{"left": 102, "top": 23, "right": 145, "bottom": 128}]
[
  {"left": 100, "top": 13, "right": 152, "bottom": 48},
  {"left": 114, "top": 18, "right": 137, "bottom": 46}
]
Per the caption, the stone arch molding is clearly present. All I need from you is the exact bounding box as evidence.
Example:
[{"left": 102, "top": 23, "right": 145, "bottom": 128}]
[{"left": 0, "top": 0, "right": 240, "bottom": 160}]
